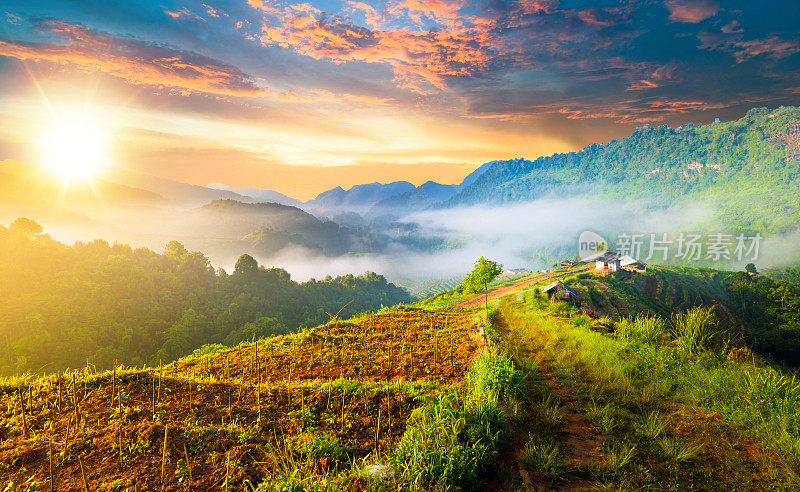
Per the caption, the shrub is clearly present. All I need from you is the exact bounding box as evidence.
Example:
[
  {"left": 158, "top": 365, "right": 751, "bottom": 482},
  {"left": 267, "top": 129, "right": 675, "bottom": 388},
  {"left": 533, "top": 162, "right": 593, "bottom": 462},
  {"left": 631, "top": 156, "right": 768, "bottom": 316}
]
[
  {"left": 572, "top": 314, "right": 592, "bottom": 328},
  {"left": 670, "top": 306, "right": 719, "bottom": 357},
  {"left": 286, "top": 432, "right": 351, "bottom": 462},
  {"left": 390, "top": 354, "right": 520, "bottom": 489},
  {"left": 616, "top": 315, "right": 668, "bottom": 345}
]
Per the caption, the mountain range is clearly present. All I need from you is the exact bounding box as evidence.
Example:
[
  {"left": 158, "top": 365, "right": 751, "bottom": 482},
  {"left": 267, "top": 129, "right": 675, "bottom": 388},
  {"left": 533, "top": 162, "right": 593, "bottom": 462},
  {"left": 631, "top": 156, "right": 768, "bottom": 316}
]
[{"left": 3, "top": 105, "right": 799, "bottom": 278}]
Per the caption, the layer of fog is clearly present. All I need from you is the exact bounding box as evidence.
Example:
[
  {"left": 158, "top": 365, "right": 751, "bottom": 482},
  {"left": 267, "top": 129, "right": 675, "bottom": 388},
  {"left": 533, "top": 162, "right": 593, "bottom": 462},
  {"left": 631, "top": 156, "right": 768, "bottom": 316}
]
[
  {"left": 246, "top": 199, "right": 720, "bottom": 288},
  {"left": 13, "top": 196, "right": 800, "bottom": 296}
]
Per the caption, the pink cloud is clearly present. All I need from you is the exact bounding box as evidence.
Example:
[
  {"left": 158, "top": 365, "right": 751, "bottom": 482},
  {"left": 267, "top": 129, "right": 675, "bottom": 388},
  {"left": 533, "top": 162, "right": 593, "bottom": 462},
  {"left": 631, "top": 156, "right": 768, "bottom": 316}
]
[
  {"left": 699, "top": 31, "right": 800, "bottom": 63},
  {"left": 0, "top": 19, "right": 393, "bottom": 107},
  {"left": 5, "top": 12, "right": 21, "bottom": 24},
  {"left": 664, "top": 0, "right": 718, "bottom": 23}
]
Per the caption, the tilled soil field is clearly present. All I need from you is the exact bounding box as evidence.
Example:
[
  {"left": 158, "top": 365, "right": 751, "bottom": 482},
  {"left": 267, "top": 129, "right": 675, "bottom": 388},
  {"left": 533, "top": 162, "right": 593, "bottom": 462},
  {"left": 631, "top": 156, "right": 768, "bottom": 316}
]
[{"left": 0, "top": 307, "right": 482, "bottom": 490}]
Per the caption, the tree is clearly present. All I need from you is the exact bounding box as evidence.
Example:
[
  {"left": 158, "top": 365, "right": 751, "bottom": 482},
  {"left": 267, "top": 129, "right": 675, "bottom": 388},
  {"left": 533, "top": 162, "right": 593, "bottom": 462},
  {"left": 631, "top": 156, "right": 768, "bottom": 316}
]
[
  {"left": 234, "top": 254, "right": 259, "bottom": 275},
  {"left": 9, "top": 217, "right": 43, "bottom": 236},
  {"left": 745, "top": 263, "right": 759, "bottom": 274},
  {"left": 462, "top": 256, "right": 503, "bottom": 328},
  {"left": 462, "top": 256, "right": 503, "bottom": 294},
  {"left": 164, "top": 240, "right": 188, "bottom": 259}
]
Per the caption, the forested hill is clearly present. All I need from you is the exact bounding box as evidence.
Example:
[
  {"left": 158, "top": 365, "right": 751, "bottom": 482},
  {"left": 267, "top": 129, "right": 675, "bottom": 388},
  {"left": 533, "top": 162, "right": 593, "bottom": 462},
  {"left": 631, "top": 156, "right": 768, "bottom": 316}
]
[
  {"left": 0, "top": 218, "right": 411, "bottom": 376},
  {"left": 446, "top": 106, "right": 800, "bottom": 233}
]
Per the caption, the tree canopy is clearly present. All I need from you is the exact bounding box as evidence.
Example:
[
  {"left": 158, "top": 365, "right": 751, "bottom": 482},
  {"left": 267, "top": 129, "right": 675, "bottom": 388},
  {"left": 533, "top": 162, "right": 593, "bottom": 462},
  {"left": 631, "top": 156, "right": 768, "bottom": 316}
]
[
  {"left": 0, "top": 220, "right": 411, "bottom": 376},
  {"left": 461, "top": 256, "right": 503, "bottom": 293}
]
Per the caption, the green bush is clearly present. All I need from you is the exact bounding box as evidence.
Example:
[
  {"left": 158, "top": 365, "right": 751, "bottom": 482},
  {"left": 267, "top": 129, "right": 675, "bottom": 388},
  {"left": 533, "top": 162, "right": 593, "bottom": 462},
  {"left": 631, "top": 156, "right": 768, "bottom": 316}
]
[
  {"left": 616, "top": 315, "right": 668, "bottom": 345},
  {"left": 285, "top": 432, "right": 351, "bottom": 462},
  {"left": 389, "top": 354, "right": 520, "bottom": 489},
  {"left": 670, "top": 306, "right": 720, "bottom": 357}
]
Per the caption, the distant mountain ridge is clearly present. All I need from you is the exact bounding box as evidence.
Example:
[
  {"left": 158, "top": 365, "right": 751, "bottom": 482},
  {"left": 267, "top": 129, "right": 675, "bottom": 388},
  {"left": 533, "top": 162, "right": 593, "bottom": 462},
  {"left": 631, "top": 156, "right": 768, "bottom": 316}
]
[
  {"left": 304, "top": 181, "right": 415, "bottom": 215},
  {"left": 443, "top": 106, "right": 800, "bottom": 233},
  {"left": 104, "top": 168, "right": 258, "bottom": 208},
  {"left": 370, "top": 160, "right": 501, "bottom": 217},
  {"left": 206, "top": 183, "right": 302, "bottom": 207}
]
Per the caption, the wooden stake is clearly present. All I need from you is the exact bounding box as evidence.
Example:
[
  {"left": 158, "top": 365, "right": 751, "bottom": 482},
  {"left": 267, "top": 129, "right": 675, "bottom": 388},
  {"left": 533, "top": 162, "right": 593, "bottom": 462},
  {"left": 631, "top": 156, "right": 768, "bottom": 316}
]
[
  {"left": 61, "top": 415, "right": 73, "bottom": 463},
  {"left": 111, "top": 360, "right": 117, "bottom": 407},
  {"left": 58, "top": 372, "right": 63, "bottom": 412},
  {"left": 18, "top": 389, "right": 28, "bottom": 438},
  {"left": 72, "top": 373, "right": 79, "bottom": 425},
  {"left": 79, "top": 456, "right": 90, "bottom": 492},
  {"left": 375, "top": 407, "right": 381, "bottom": 450},
  {"left": 161, "top": 425, "right": 169, "bottom": 491},
  {"left": 225, "top": 454, "right": 230, "bottom": 492},
  {"left": 49, "top": 437, "right": 55, "bottom": 492},
  {"left": 158, "top": 360, "right": 163, "bottom": 404},
  {"left": 183, "top": 443, "right": 193, "bottom": 484}
]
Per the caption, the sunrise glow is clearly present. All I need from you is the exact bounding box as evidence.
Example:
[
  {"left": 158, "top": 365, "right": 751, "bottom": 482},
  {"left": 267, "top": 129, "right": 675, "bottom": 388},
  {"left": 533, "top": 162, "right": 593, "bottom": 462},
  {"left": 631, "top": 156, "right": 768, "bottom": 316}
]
[{"left": 40, "top": 115, "right": 108, "bottom": 182}]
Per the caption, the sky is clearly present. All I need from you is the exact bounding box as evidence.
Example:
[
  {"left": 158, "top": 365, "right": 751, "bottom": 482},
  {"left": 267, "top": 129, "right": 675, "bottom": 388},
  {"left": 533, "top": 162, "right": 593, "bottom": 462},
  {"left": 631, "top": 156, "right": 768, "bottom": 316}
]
[{"left": 0, "top": 0, "right": 798, "bottom": 199}]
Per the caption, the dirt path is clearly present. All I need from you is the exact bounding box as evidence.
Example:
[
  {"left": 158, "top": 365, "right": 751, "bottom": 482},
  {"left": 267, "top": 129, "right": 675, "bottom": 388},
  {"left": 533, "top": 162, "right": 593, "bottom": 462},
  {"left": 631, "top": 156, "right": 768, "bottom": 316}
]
[
  {"left": 496, "top": 315, "right": 602, "bottom": 468},
  {"left": 454, "top": 266, "right": 591, "bottom": 309},
  {"left": 492, "top": 313, "right": 601, "bottom": 490},
  {"left": 492, "top": 301, "right": 794, "bottom": 491}
]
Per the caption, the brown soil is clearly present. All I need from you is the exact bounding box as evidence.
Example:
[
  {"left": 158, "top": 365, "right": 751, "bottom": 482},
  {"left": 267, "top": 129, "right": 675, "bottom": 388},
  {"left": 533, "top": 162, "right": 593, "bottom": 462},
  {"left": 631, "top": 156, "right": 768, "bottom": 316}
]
[
  {"left": 0, "top": 308, "right": 482, "bottom": 491},
  {"left": 172, "top": 308, "right": 481, "bottom": 385}
]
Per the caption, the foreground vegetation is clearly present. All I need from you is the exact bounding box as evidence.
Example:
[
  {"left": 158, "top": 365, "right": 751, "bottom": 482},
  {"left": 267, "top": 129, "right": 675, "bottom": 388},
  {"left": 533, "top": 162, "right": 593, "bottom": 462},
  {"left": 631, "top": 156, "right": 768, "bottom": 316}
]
[
  {"left": 4, "top": 251, "right": 800, "bottom": 490},
  {"left": 1, "top": 307, "right": 513, "bottom": 490},
  {"left": 485, "top": 274, "right": 800, "bottom": 490}
]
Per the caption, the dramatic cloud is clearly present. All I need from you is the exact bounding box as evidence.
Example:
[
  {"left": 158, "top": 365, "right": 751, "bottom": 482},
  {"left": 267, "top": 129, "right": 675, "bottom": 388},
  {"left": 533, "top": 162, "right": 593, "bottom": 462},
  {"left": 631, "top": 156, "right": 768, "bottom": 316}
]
[
  {"left": 0, "top": 19, "right": 272, "bottom": 97},
  {"left": 248, "top": 0, "right": 500, "bottom": 93},
  {"left": 0, "top": 18, "right": 392, "bottom": 105}
]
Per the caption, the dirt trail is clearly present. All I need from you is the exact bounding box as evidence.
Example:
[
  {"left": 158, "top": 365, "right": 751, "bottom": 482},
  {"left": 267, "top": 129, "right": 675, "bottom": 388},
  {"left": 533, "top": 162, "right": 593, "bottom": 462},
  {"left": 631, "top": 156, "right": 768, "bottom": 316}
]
[
  {"left": 492, "top": 313, "right": 601, "bottom": 490},
  {"left": 454, "top": 266, "right": 591, "bottom": 309}
]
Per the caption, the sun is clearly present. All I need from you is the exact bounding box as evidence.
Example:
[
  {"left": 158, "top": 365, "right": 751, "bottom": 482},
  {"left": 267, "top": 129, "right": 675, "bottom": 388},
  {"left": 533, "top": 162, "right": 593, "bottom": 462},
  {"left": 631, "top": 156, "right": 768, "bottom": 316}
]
[{"left": 41, "top": 115, "right": 108, "bottom": 182}]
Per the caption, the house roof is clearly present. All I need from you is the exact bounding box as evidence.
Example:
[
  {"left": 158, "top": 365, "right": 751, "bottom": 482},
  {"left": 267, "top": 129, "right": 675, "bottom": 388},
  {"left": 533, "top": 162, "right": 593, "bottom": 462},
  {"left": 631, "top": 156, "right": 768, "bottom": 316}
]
[
  {"left": 579, "top": 251, "right": 644, "bottom": 265},
  {"left": 543, "top": 280, "right": 578, "bottom": 297},
  {"left": 594, "top": 251, "right": 623, "bottom": 263}
]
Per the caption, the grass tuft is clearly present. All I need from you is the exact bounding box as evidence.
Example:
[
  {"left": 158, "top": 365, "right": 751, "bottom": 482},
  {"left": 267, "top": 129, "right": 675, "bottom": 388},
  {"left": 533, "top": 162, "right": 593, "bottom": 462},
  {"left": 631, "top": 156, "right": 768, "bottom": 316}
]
[{"left": 657, "top": 437, "right": 702, "bottom": 462}]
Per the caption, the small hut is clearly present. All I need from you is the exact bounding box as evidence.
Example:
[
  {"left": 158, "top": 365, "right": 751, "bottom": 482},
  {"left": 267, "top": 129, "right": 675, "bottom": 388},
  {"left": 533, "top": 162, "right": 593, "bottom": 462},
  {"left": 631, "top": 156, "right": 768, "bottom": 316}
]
[{"left": 543, "top": 281, "right": 578, "bottom": 304}]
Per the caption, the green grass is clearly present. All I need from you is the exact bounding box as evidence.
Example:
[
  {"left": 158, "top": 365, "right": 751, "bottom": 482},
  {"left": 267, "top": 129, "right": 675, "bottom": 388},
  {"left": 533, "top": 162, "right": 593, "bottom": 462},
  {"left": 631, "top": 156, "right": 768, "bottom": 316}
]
[
  {"left": 670, "top": 305, "right": 721, "bottom": 357},
  {"left": 389, "top": 354, "right": 522, "bottom": 490},
  {"left": 498, "top": 294, "right": 799, "bottom": 489}
]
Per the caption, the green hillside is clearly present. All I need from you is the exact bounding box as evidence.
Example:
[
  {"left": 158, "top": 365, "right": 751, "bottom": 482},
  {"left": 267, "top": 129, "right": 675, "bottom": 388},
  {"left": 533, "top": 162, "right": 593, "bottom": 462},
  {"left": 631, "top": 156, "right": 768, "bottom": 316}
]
[
  {"left": 5, "top": 261, "right": 800, "bottom": 490},
  {"left": 0, "top": 219, "right": 411, "bottom": 376},
  {"left": 448, "top": 106, "right": 800, "bottom": 234}
]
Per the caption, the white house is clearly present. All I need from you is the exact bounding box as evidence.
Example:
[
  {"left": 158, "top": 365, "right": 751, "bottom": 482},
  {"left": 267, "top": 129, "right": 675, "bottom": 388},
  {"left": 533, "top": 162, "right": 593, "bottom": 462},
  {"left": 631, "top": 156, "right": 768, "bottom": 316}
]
[{"left": 594, "top": 251, "right": 622, "bottom": 271}]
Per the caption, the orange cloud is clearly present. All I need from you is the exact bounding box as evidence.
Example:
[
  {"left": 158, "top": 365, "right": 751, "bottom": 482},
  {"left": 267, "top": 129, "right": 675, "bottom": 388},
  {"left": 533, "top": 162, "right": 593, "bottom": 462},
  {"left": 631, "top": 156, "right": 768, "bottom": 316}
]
[
  {"left": 0, "top": 20, "right": 269, "bottom": 97},
  {"left": 250, "top": 2, "right": 499, "bottom": 93},
  {"left": 730, "top": 36, "right": 800, "bottom": 63},
  {"left": 0, "top": 19, "right": 393, "bottom": 106},
  {"left": 699, "top": 32, "right": 800, "bottom": 63}
]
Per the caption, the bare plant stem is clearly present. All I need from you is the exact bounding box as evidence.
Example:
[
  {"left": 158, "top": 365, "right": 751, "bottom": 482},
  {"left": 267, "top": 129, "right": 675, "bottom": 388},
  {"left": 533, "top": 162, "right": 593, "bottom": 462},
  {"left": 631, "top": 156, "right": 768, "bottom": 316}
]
[
  {"left": 158, "top": 359, "right": 163, "bottom": 404},
  {"left": 61, "top": 415, "right": 73, "bottom": 463},
  {"left": 111, "top": 359, "right": 117, "bottom": 407},
  {"left": 49, "top": 437, "right": 55, "bottom": 492},
  {"left": 184, "top": 443, "right": 193, "bottom": 484},
  {"left": 58, "top": 372, "right": 63, "bottom": 412},
  {"left": 72, "top": 373, "right": 79, "bottom": 426}
]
